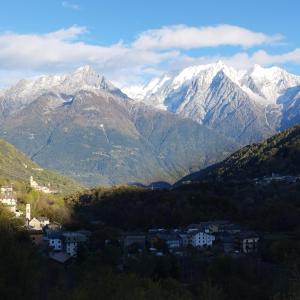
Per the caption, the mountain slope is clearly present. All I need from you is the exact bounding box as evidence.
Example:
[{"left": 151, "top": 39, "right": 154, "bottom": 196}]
[
  {"left": 124, "top": 62, "right": 300, "bottom": 145},
  {"left": 179, "top": 125, "right": 300, "bottom": 182},
  {"left": 0, "top": 138, "right": 80, "bottom": 193},
  {"left": 0, "top": 82, "right": 238, "bottom": 186}
]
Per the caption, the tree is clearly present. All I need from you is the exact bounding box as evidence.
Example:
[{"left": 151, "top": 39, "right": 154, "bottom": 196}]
[{"left": 196, "top": 280, "right": 226, "bottom": 300}]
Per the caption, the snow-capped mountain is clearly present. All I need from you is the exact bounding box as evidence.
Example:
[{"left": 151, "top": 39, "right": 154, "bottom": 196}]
[
  {"left": 0, "top": 65, "right": 237, "bottom": 186},
  {"left": 0, "top": 65, "right": 126, "bottom": 118},
  {"left": 124, "top": 61, "right": 300, "bottom": 144}
]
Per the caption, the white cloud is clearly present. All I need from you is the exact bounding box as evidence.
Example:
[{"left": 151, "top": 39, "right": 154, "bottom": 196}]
[
  {"left": 0, "top": 26, "right": 179, "bottom": 86},
  {"left": 133, "top": 24, "right": 283, "bottom": 50},
  {"left": 62, "top": 1, "right": 80, "bottom": 10},
  {"left": 162, "top": 49, "right": 300, "bottom": 74},
  {"left": 0, "top": 24, "right": 298, "bottom": 87},
  {"left": 220, "top": 49, "right": 300, "bottom": 69}
]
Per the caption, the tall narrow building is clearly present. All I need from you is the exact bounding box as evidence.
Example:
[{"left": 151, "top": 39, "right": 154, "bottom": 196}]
[{"left": 26, "top": 203, "right": 31, "bottom": 221}]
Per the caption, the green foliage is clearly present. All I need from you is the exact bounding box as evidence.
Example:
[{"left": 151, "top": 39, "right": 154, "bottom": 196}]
[
  {"left": 0, "top": 206, "right": 43, "bottom": 300},
  {"left": 68, "top": 181, "right": 300, "bottom": 234},
  {"left": 196, "top": 280, "right": 226, "bottom": 300},
  {"left": 0, "top": 138, "right": 82, "bottom": 194},
  {"left": 182, "top": 124, "right": 300, "bottom": 182}
]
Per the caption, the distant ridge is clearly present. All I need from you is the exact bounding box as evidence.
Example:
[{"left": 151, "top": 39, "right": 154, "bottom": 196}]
[
  {"left": 0, "top": 138, "right": 80, "bottom": 193},
  {"left": 178, "top": 124, "right": 300, "bottom": 183}
]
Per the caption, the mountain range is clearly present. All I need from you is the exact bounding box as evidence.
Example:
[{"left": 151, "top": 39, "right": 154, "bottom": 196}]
[
  {"left": 124, "top": 61, "right": 300, "bottom": 145},
  {"left": 0, "top": 62, "right": 299, "bottom": 186},
  {"left": 0, "top": 66, "right": 237, "bottom": 185}
]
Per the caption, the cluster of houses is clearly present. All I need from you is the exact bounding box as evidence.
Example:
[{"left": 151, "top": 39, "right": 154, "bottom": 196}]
[
  {"left": 0, "top": 175, "right": 56, "bottom": 218},
  {"left": 0, "top": 183, "right": 89, "bottom": 263},
  {"left": 254, "top": 173, "right": 300, "bottom": 185},
  {"left": 45, "top": 225, "right": 90, "bottom": 262},
  {"left": 123, "top": 221, "right": 259, "bottom": 257},
  {"left": 30, "top": 176, "right": 54, "bottom": 194},
  {"left": 27, "top": 208, "right": 90, "bottom": 263},
  {"left": 0, "top": 185, "right": 23, "bottom": 217}
]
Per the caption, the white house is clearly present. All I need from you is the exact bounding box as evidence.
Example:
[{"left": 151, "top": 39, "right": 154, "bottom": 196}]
[
  {"left": 29, "top": 218, "right": 42, "bottom": 230},
  {"left": 48, "top": 234, "right": 63, "bottom": 251},
  {"left": 191, "top": 231, "right": 215, "bottom": 247},
  {"left": 0, "top": 186, "right": 17, "bottom": 206},
  {"left": 0, "top": 197, "right": 17, "bottom": 206},
  {"left": 38, "top": 217, "right": 50, "bottom": 227},
  {"left": 0, "top": 185, "right": 21, "bottom": 217},
  {"left": 0, "top": 186, "right": 13, "bottom": 193},
  {"left": 29, "top": 217, "right": 50, "bottom": 230},
  {"left": 15, "top": 209, "right": 23, "bottom": 217}
]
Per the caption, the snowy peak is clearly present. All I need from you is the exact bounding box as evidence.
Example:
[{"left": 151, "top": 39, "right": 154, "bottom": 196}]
[
  {"left": 122, "top": 61, "right": 300, "bottom": 145},
  {"left": 0, "top": 65, "right": 124, "bottom": 116},
  {"left": 124, "top": 61, "right": 246, "bottom": 103},
  {"left": 1, "top": 65, "right": 106, "bottom": 100},
  {"left": 244, "top": 64, "right": 300, "bottom": 103},
  {"left": 125, "top": 62, "right": 300, "bottom": 107},
  {"left": 69, "top": 65, "right": 104, "bottom": 88},
  {"left": 169, "top": 60, "right": 241, "bottom": 88}
]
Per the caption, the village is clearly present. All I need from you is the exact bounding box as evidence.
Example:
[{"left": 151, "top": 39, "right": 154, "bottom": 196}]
[
  {"left": 254, "top": 173, "right": 300, "bottom": 185},
  {"left": 123, "top": 221, "right": 260, "bottom": 257},
  {"left": 0, "top": 177, "right": 261, "bottom": 267},
  {"left": 0, "top": 177, "right": 90, "bottom": 264}
]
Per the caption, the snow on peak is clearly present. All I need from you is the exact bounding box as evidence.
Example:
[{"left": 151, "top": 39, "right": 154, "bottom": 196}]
[
  {"left": 124, "top": 61, "right": 244, "bottom": 102},
  {"left": 0, "top": 66, "right": 117, "bottom": 110},
  {"left": 245, "top": 64, "right": 300, "bottom": 103},
  {"left": 74, "top": 65, "right": 95, "bottom": 74},
  {"left": 124, "top": 61, "right": 300, "bottom": 108}
]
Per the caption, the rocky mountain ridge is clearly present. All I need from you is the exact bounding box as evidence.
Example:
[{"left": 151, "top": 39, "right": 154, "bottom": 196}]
[{"left": 124, "top": 61, "right": 300, "bottom": 144}]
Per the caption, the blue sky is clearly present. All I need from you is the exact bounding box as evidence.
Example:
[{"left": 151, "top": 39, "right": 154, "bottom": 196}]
[{"left": 0, "top": 0, "right": 300, "bottom": 86}]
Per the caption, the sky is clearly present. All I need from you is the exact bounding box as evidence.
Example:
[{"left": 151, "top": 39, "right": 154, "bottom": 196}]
[{"left": 0, "top": 0, "right": 300, "bottom": 87}]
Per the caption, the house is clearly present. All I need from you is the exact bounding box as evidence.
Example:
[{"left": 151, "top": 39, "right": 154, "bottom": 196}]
[
  {"left": 191, "top": 231, "right": 215, "bottom": 247},
  {"left": 0, "top": 185, "right": 24, "bottom": 218},
  {"left": 30, "top": 176, "right": 53, "bottom": 194},
  {"left": 178, "top": 233, "right": 191, "bottom": 247},
  {"left": 186, "top": 221, "right": 229, "bottom": 234},
  {"left": 38, "top": 217, "right": 50, "bottom": 227},
  {"left": 224, "top": 223, "right": 242, "bottom": 234},
  {"left": 0, "top": 195, "right": 17, "bottom": 206},
  {"left": 254, "top": 174, "right": 299, "bottom": 185},
  {"left": 29, "top": 217, "right": 50, "bottom": 231},
  {"left": 215, "top": 232, "right": 235, "bottom": 253},
  {"left": 205, "top": 221, "right": 229, "bottom": 233},
  {"left": 29, "top": 218, "right": 43, "bottom": 230},
  {"left": 123, "top": 232, "right": 146, "bottom": 250},
  {"left": 0, "top": 185, "right": 17, "bottom": 206},
  {"left": 46, "top": 230, "right": 89, "bottom": 256},
  {"left": 15, "top": 209, "right": 23, "bottom": 217},
  {"left": 62, "top": 232, "right": 88, "bottom": 257},
  {"left": 48, "top": 232, "right": 63, "bottom": 251},
  {"left": 158, "top": 233, "right": 182, "bottom": 249},
  {"left": 44, "top": 222, "right": 62, "bottom": 237},
  {"left": 0, "top": 186, "right": 13, "bottom": 193},
  {"left": 235, "top": 232, "right": 259, "bottom": 254}
]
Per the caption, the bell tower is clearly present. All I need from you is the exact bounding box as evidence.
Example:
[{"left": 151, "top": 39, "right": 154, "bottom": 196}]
[{"left": 26, "top": 203, "right": 31, "bottom": 221}]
